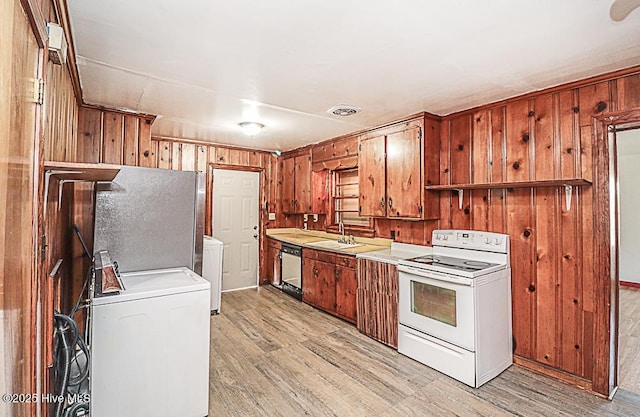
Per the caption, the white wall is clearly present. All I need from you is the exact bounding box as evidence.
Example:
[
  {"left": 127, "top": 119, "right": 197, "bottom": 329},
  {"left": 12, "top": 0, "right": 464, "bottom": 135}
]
[{"left": 617, "top": 128, "right": 640, "bottom": 284}]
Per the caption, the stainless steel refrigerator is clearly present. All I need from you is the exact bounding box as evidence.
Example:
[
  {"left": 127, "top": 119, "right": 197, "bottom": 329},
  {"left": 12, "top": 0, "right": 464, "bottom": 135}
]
[{"left": 93, "top": 165, "right": 205, "bottom": 274}]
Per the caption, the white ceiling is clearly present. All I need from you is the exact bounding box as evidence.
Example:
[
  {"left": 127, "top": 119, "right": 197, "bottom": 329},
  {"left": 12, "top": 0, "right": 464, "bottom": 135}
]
[{"left": 67, "top": 0, "right": 640, "bottom": 152}]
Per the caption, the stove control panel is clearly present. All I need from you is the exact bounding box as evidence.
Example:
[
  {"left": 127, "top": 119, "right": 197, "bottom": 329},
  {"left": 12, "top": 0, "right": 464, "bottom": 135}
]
[{"left": 432, "top": 230, "right": 510, "bottom": 254}]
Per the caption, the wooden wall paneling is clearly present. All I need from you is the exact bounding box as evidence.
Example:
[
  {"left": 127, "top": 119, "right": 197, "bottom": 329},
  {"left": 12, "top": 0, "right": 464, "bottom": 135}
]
[
  {"left": 0, "top": 2, "right": 40, "bottom": 412},
  {"left": 578, "top": 82, "right": 611, "bottom": 127},
  {"left": 617, "top": 74, "right": 640, "bottom": 110},
  {"left": 581, "top": 183, "right": 595, "bottom": 380},
  {"left": 196, "top": 145, "right": 207, "bottom": 172},
  {"left": 506, "top": 188, "right": 535, "bottom": 358},
  {"left": 138, "top": 119, "right": 154, "bottom": 167},
  {"left": 181, "top": 143, "right": 196, "bottom": 171},
  {"left": 439, "top": 120, "right": 452, "bottom": 228},
  {"left": 229, "top": 148, "right": 250, "bottom": 166},
  {"left": 45, "top": 62, "right": 77, "bottom": 162},
  {"left": 580, "top": 126, "right": 594, "bottom": 183},
  {"left": 560, "top": 185, "right": 582, "bottom": 375},
  {"left": 557, "top": 90, "right": 579, "bottom": 179},
  {"left": 207, "top": 146, "right": 217, "bottom": 164},
  {"left": 171, "top": 142, "right": 182, "bottom": 171},
  {"left": 533, "top": 94, "right": 555, "bottom": 180},
  {"left": 472, "top": 110, "right": 490, "bottom": 184},
  {"left": 157, "top": 141, "right": 172, "bottom": 169},
  {"left": 591, "top": 116, "right": 612, "bottom": 395},
  {"left": 249, "top": 150, "right": 261, "bottom": 167},
  {"left": 102, "top": 112, "right": 124, "bottom": 164},
  {"left": 424, "top": 117, "right": 441, "bottom": 219},
  {"left": 470, "top": 189, "right": 489, "bottom": 231},
  {"left": 76, "top": 107, "right": 102, "bottom": 163},
  {"left": 487, "top": 107, "right": 507, "bottom": 233},
  {"left": 122, "top": 115, "right": 139, "bottom": 166},
  {"left": 505, "top": 100, "right": 531, "bottom": 182},
  {"left": 490, "top": 107, "right": 506, "bottom": 182},
  {"left": 449, "top": 115, "right": 472, "bottom": 185},
  {"left": 533, "top": 188, "right": 559, "bottom": 367},
  {"left": 216, "top": 147, "right": 230, "bottom": 164}
]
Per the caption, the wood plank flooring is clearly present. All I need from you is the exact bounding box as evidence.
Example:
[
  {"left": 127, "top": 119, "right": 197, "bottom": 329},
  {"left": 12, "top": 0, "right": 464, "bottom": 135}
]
[
  {"left": 209, "top": 286, "right": 640, "bottom": 416},
  {"left": 620, "top": 286, "right": 640, "bottom": 394}
]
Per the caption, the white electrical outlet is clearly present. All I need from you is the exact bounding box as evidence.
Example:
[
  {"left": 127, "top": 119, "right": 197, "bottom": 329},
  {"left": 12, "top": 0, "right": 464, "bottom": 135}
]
[{"left": 268, "top": 212, "right": 276, "bottom": 221}]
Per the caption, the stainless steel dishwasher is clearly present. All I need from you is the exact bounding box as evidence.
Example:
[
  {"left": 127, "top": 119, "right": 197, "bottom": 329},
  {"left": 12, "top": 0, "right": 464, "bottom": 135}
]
[{"left": 280, "top": 243, "right": 302, "bottom": 300}]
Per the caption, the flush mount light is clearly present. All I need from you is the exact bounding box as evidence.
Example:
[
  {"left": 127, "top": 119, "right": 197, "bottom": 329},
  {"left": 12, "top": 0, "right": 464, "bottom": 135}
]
[
  {"left": 327, "top": 105, "right": 361, "bottom": 117},
  {"left": 238, "top": 122, "right": 264, "bottom": 136}
]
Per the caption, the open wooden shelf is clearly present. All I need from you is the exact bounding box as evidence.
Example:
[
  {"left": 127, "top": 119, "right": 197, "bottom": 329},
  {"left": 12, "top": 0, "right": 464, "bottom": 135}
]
[
  {"left": 425, "top": 178, "right": 592, "bottom": 211},
  {"left": 43, "top": 161, "right": 122, "bottom": 217},
  {"left": 44, "top": 161, "right": 121, "bottom": 182},
  {"left": 425, "top": 178, "right": 591, "bottom": 191}
]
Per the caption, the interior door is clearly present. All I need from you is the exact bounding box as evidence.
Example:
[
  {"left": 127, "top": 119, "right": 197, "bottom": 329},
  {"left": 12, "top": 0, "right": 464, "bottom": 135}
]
[{"left": 212, "top": 169, "right": 260, "bottom": 291}]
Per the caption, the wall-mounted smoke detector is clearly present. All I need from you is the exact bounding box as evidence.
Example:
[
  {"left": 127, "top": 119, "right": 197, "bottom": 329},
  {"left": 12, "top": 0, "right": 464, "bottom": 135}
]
[{"left": 327, "top": 105, "right": 361, "bottom": 117}]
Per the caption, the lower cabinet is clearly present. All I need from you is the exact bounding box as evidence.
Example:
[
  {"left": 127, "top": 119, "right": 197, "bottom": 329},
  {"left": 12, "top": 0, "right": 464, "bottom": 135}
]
[
  {"left": 356, "top": 258, "right": 399, "bottom": 348},
  {"left": 302, "top": 248, "right": 357, "bottom": 324},
  {"left": 266, "top": 238, "right": 282, "bottom": 286}
]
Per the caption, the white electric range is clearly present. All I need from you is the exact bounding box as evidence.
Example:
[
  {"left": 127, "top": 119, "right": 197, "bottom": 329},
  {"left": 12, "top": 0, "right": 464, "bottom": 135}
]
[{"left": 397, "top": 229, "right": 512, "bottom": 388}]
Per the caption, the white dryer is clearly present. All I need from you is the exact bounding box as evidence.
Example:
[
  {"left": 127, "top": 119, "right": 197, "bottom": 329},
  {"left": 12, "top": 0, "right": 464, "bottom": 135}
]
[
  {"left": 90, "top": 267, "right": 210, "bottom": 417},
  {"left": 202, "top": 236, "right": 223, "bottom": 313}
]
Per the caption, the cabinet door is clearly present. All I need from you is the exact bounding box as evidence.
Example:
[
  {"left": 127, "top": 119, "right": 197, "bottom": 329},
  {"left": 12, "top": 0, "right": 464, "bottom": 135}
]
[
  {"left": 295, "top": 154, "right": 312, "bottom": 213},
  {"left": 282, "top": 156, "right": 296, "bottom": 213},
  {"left": 358, "top": 135, "right": 386, "bottom": 217},
  {"left": 315, "top": 260, "right": 336, "bottom": 312},
  {"left": 386, "top": 126, "right": 422, "bottom": 218},
  {"left": 335, "top": 265, "right": 357, "bottom": 323},
  {"left": 311, "top": 170, "right": 329, "bottom": 214},
  {"left": 302, "top": 257, "right": 320, "bottom": 306}
]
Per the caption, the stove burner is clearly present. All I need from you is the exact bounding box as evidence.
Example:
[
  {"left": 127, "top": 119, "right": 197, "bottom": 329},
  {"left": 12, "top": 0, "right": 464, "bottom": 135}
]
[
  {"left": 405, "top": 254, "right": 499, "bottom": 273},
  {"left": 463, "top": 260, "right": 491, "bottom": 268}
]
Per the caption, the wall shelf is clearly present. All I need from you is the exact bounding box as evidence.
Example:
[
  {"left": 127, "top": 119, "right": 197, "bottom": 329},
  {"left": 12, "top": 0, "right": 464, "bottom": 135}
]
[
  {"left": 425, "top": 178, "right": 592, "bottom": 211},
  {"left": 44, "top": 161, "right": 121, "bottom": 216}
]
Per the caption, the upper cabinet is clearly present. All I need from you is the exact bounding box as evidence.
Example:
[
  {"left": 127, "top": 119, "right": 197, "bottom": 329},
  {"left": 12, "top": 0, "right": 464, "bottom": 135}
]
[
  {"left": 282, "top": 152, "right": 312, "bottom": 214},
  {"left": 358, "top": 114, "right": 440, "bottom": 219}
]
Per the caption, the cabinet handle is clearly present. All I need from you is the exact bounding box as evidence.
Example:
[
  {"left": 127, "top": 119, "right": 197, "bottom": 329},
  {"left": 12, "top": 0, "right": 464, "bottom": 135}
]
[
  {"left": 388, "top": 197, "right": 393, "bottom": 209},
  {"left": 313, "top": 267, "right": 319, "bottom": 275},
  {"left": 380, "top": 198, "right": 385, "bottom": 208}
]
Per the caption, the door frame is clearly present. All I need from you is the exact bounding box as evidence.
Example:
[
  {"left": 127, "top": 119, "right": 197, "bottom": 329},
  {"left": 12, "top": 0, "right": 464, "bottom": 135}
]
[
  {"left": 593, "top": 108, "right": 640, "bottom": 397},
  {"left": 207, "top": 164, "right": 264, "bottom": 286}
]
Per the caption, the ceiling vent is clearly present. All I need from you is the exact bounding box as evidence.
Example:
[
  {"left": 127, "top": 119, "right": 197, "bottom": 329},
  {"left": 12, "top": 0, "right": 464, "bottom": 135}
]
[{"left": 327, "top": 105, "right": 361, "bottom": 117}]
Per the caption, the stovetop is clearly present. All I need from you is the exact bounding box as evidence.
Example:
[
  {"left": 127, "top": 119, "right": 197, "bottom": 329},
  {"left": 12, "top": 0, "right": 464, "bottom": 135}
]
[{"left": 399, "top": 254, "right": 507, "bottom": 278}]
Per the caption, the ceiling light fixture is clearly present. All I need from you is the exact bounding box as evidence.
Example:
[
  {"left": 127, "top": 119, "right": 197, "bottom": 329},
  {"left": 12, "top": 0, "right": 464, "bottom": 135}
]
[
  {"left": 238, "top": 121, "right": 264, "bottom": 136},
  {"left": 327, "top": 105, "right": 361, "bottom": 117}
]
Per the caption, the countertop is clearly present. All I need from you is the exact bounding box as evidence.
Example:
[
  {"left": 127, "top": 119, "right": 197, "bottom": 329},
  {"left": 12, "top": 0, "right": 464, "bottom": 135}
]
[
  {"left": 356, "top": 242, "right": 433, "bottom": 265},
  {"left": 266, "top": 228, "right": 391, "bottom": 255}
]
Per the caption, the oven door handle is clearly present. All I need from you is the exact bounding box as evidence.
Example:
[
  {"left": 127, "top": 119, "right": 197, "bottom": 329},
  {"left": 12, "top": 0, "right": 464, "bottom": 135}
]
[{"left": 397, "top": 265, "right": 472, "bottom": 286}]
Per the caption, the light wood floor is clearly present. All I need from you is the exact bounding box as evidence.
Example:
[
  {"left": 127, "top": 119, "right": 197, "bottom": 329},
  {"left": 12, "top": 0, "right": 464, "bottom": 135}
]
[
  {"left": 620, "top": 286, "right": 640, "bottom": 394},
  {"left": 209, "top": 286, "right": 640, "bottom": 417}
]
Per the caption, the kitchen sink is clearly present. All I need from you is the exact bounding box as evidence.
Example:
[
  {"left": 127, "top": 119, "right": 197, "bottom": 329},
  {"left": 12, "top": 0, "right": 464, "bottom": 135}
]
[{"left": 306, "top": 240, "right": 364, "bottom": 250}]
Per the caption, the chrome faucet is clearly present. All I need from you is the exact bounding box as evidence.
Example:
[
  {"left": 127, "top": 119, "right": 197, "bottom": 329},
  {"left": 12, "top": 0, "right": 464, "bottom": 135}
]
[{"left": 338, "top": 221, "right": 346, "bottom": 243}]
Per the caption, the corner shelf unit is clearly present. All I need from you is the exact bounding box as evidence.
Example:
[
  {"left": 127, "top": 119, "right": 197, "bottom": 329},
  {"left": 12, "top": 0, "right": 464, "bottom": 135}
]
[
  {"left": 425, "top": 178, "right": 592, "bottom": 211},
  {"left": 44, "top": 161, "right": 121, "bottom": 217}
]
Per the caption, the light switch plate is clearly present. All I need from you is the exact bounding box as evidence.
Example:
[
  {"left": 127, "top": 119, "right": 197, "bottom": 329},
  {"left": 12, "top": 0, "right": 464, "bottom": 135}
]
[{"left": 268, "top": 212, "right": 276, "bottom": 221}]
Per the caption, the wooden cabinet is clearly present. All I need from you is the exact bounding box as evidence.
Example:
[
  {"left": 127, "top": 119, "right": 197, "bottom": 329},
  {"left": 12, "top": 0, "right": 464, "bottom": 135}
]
[
  {"left": 358, "top": 114, "right": 440, "bottom": 219},
  {"left": 335, "top": 264, "right": 356, "bottom": 322},
  {"left": 356, "top": 258, "right": 399, "bottom": 348},
  {"left": 265, "top": 238, "right": 282, "bottom": 286},
  {"left": 282, "top": 153, "right": 312, "bottom": 214},
  {"left": 302, "top": 249, "right": 357, "bottom": 324}
]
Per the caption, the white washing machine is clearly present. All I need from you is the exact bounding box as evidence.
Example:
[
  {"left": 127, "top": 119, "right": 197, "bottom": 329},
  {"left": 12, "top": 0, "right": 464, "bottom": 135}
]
[
  {"left": 90, "top": 267, "right": 210, "bottom": 417},
  {"left": 202, "top": 236, "right": 223, "bottom": 313}
]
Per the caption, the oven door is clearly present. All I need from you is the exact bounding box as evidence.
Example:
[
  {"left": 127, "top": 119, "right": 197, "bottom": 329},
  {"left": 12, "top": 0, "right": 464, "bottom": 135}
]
[{"left": 398, "top": 265, "right": 475, "bottom": 351}]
